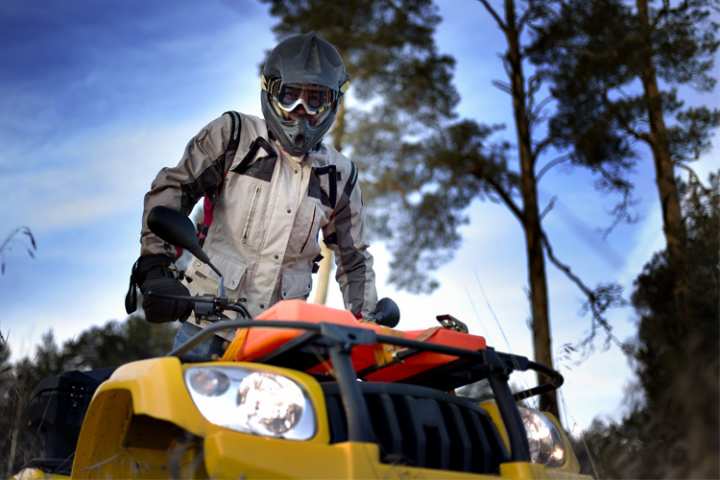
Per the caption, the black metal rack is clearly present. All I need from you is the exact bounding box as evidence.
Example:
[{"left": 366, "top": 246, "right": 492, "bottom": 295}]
[{"left": 171, "top": 319, "right": 564, "bottom": 463}]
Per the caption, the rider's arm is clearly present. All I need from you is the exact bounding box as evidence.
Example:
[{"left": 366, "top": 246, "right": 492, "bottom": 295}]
[
  {"left": 322, "top": 161, "right": 378, "bottom": 319},
  {"left": 140, "top": 114, "right": 235, "bottom": 257}
]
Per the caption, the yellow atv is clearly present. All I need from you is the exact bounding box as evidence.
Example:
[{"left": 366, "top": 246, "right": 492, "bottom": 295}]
[{"left": 13, "top": 207, "right": 590, "bottom": 479}]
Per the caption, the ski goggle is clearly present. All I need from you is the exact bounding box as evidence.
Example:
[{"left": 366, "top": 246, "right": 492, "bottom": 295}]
[
  {"left": 275, "top": 83, "right": 335, "bottom": 115},
  {"left": 263, "top": 76, "right": 337, "bottom": 115}
]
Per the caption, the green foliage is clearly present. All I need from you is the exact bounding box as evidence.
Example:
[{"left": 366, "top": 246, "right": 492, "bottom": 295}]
[
  {"left": 263, "top": 0, "right": 475, "bottom": 292},
  {"left": 354, "top": 115, "right": 513, "bottom": 291},
  {"left": 529, "top": 0, "right": 720, "bottom": 176},
  {"left": 577, "top": 171, "right": 720, "bottom": 478},
  {"left": 0, "top": 318, "right": 176, "bottom": 476},
  {"left": 262, "top": 0, "right": 458, "bottom": 120}
]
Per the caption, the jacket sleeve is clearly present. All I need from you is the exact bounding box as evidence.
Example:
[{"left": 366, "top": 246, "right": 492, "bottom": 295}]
[
  {"left": 322, "top": 161, "right": 378, "bottom": 319},
  {"left": 140, "top": 114, "right": 235, "bottom": 256}
]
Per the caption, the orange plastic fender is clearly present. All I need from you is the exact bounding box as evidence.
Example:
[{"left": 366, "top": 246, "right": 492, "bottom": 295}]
[{"left": 223, "top": 300, "right": 486, "bottom": 381}]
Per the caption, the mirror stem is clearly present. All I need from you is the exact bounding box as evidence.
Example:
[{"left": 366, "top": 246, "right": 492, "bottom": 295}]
[{"left": 207, "top": 262, "right": 225, "bottom": 298}]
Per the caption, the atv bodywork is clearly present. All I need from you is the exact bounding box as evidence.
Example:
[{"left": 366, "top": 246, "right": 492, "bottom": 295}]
[{"left": 15, "top": 301, "right": 588, "bottom": 479}]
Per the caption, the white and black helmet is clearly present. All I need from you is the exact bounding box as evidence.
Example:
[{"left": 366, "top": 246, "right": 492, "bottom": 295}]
[{"left": 261, "top": 32, "right": 349, "bottom": 156}]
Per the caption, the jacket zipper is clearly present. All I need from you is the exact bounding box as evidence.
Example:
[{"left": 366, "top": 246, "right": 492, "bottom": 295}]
[
  {"left": 299, "top": 206, "right": 316, "bottom": 253},
  {"left": 242, "top": 185, "right": 261, "bottom": 243}
]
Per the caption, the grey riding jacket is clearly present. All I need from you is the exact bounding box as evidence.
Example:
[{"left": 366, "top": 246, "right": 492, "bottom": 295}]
[{"left": 140, "top": 112, "right": 377, "bottom": 333}]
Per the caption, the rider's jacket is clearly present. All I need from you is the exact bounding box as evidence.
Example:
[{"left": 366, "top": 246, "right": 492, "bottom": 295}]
[{"left": 140, "top": 112, "right": 377, "bottom": 334}]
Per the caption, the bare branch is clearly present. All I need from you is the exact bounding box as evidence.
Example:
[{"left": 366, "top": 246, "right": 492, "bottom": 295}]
[
  {"left": 532, "top": 135, "right": 556, "bottom": 164},
  {"left": 478, "top": 0, "right": 508, "bottom": 31},
  {"left": 492, "top": 79, "right": 514, "bottom": 96},
  {"left": 536, "top": 154, "right": 571, "bottom": 182},
  {"left": 489, "top": 177, "right": 525, "bottom": 224},
  {"left": 527, "top": 72, "right": 543, "bottom": 102},
  {"left": 540, "top": 196, "right": 557, "bottom": 220},
  {"left": 676, "top": 162, "right": 713, "bottom": 195},
  {"left": 517, "top": 2, "right": 534, "bottom": 34},
  {"left": 531, "top": 95, "right": 554, "bottom": 120},
  {"left": 540, "top": 230, "right": 627, "bottom": 353},
  {"left": 472, "top": 167, "right": 526, "bottom": 224},
  {"left": 499, "top": 53, "right": 513, "bottom": 79},
  {"left": 601, "top": 92, "right": 652, "bottom": 145}
]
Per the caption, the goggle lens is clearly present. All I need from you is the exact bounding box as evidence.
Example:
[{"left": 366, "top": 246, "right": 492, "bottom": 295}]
[{"left": 276, "top": 84, "right": 334, "bottom": 114}]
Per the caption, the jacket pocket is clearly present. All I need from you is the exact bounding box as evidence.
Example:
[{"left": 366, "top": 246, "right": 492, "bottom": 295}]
[
  {"left": 280, "top": 270, "right": 312, "bottom": 300},
  {"left": 186, "top": 253, "right": 248, "bottom": 294}
]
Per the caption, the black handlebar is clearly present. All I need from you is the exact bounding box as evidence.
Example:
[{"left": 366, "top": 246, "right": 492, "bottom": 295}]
[{"left": 149, "top": 290, "right": 563, "bottom": 402}]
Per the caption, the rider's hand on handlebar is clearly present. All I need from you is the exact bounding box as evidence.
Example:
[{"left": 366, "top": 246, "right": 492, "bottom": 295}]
[{"left": 136, "top": 254, "right": 192, "bottom": 323}]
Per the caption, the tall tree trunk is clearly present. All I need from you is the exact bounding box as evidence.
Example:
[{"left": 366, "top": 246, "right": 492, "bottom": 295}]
[
  {"left": 636, "top": 0, "right": 688, "bottom": 319},
  {"left": 504, "top": 0, "right": 559, "bottom": 418},
  {"left": 313, "top": 100, "right": 347, "bottom": 305}
]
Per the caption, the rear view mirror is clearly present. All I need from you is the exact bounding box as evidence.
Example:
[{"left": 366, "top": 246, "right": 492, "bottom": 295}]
[{"left": 147, "top": 206, "right": 224, "bottom": 289}]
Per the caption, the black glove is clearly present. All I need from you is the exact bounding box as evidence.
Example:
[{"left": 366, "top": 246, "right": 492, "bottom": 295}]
[{"left": 134, "top": 254, "right": 192, "bottom": 323}]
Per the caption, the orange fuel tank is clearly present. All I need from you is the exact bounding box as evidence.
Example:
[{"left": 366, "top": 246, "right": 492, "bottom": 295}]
[{"left": 222, "top": 300, "right": 486, "bottom": 382}]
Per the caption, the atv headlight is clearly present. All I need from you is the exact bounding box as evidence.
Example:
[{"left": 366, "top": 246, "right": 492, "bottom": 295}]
[
  {"left": 519, "top": 407, "right": 566, "bottom": 467},
  {"left": 184, "top": 367, "right": 316, "bottom": 440}
]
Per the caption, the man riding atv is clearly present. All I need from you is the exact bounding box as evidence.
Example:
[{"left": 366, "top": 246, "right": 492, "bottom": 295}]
[
  {"left": 13, "top": 31, "right": 591, "bottom": 480},
  {"left": 126, "top": 32, "right": 380, "bottom": 359}
]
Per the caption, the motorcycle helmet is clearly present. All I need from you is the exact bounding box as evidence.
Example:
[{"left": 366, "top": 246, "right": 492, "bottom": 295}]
[{"left": 261, "top": 32, "right": 349, "bottom": 156}]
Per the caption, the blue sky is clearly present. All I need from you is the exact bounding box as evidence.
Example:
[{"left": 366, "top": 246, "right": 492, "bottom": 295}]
[{"left": 0, "top": 0, "right": 717, "bottom": 433}]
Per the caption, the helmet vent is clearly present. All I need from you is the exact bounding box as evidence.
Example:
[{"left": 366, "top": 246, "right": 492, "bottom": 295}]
[{"left": 304, "top": 40, "right": 323, "bottom": 74}]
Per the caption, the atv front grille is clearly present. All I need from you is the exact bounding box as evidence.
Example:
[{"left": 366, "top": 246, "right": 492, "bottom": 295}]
[{"left": 322, "top": 382, "right": 509, "bottom": 474}]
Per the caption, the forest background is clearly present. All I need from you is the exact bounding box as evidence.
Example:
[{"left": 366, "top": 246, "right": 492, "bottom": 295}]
[{"left": 0, "top": 0, "right": 718, "bottom": 477}]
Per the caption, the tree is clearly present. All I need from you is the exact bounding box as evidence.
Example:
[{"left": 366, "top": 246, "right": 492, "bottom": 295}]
[
  {"left": 0, "top": 318, "right": 176, "bottom": 476},
  {"left": 576, "top": 171, "right": 719, "bottom": 478},
  {"left": 264, "top": 0, "right": 628, "bottom": 417},
  {"left": 261, "top": 0, "right": 459, "bottom": 301},
  {"left": 627, "top": 171, "right": 719, "bottom": 477},
  {"left": 529, "top": 0, "right": 720, "bottom": 321}
]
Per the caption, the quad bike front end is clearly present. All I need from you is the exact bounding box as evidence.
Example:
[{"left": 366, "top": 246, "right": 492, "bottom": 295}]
[{"left": 15, "top": 301, "right": 589, "bottom": 480}]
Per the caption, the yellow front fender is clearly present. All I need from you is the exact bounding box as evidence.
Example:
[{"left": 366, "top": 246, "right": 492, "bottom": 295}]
[{"left": 70, "top": 357, "right": 331, "bottom": 478}]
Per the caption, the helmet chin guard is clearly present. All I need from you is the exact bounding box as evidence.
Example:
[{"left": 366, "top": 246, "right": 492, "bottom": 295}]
[{"left": 261, "top": 32, "right": 348, "bottom": 156}]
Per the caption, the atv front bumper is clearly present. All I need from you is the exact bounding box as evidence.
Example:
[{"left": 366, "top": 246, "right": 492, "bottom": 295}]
[{"left": 204, "top": 431, "right": 580, "bottom": 479}]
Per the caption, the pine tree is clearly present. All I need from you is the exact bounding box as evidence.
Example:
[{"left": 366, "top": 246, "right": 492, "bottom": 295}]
[
  {"left": 262, "top": 0, "right": 459, "bottom": 297},
  {"left": 577, "top": 172, "right": 719, "bottom": 478},
  {"left": 264, "top": 0, "right": 630, "bottom": 417},
  {"left": 529, "top": 0, "right": 720, "bottom": 321}
]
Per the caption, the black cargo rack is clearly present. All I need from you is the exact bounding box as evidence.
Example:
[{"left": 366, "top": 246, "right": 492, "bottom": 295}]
[{"left": 171, "top": 319, "right": 564, "bottom": 463}]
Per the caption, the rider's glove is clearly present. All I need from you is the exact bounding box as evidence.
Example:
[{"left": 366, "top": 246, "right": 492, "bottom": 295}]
[{"left": 135, "top": 254, "right": 192, "bottom": 323}]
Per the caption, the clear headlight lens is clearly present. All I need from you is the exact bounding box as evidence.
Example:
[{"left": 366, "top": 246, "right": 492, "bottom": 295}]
[
  {"left": 184, "top": 367, "right": 316, "bottom": 440},
  {"left": 519, "top": 407, "right": 566, "bottom": 467}
]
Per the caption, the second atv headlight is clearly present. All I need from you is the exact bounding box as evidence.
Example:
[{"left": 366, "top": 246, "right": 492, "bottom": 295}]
[
  {"left": 519, "top": 407, "right": 566, "bottom": 467},
  {"left": 185, "top": 366, "right": 316, "bottom": 440}
]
